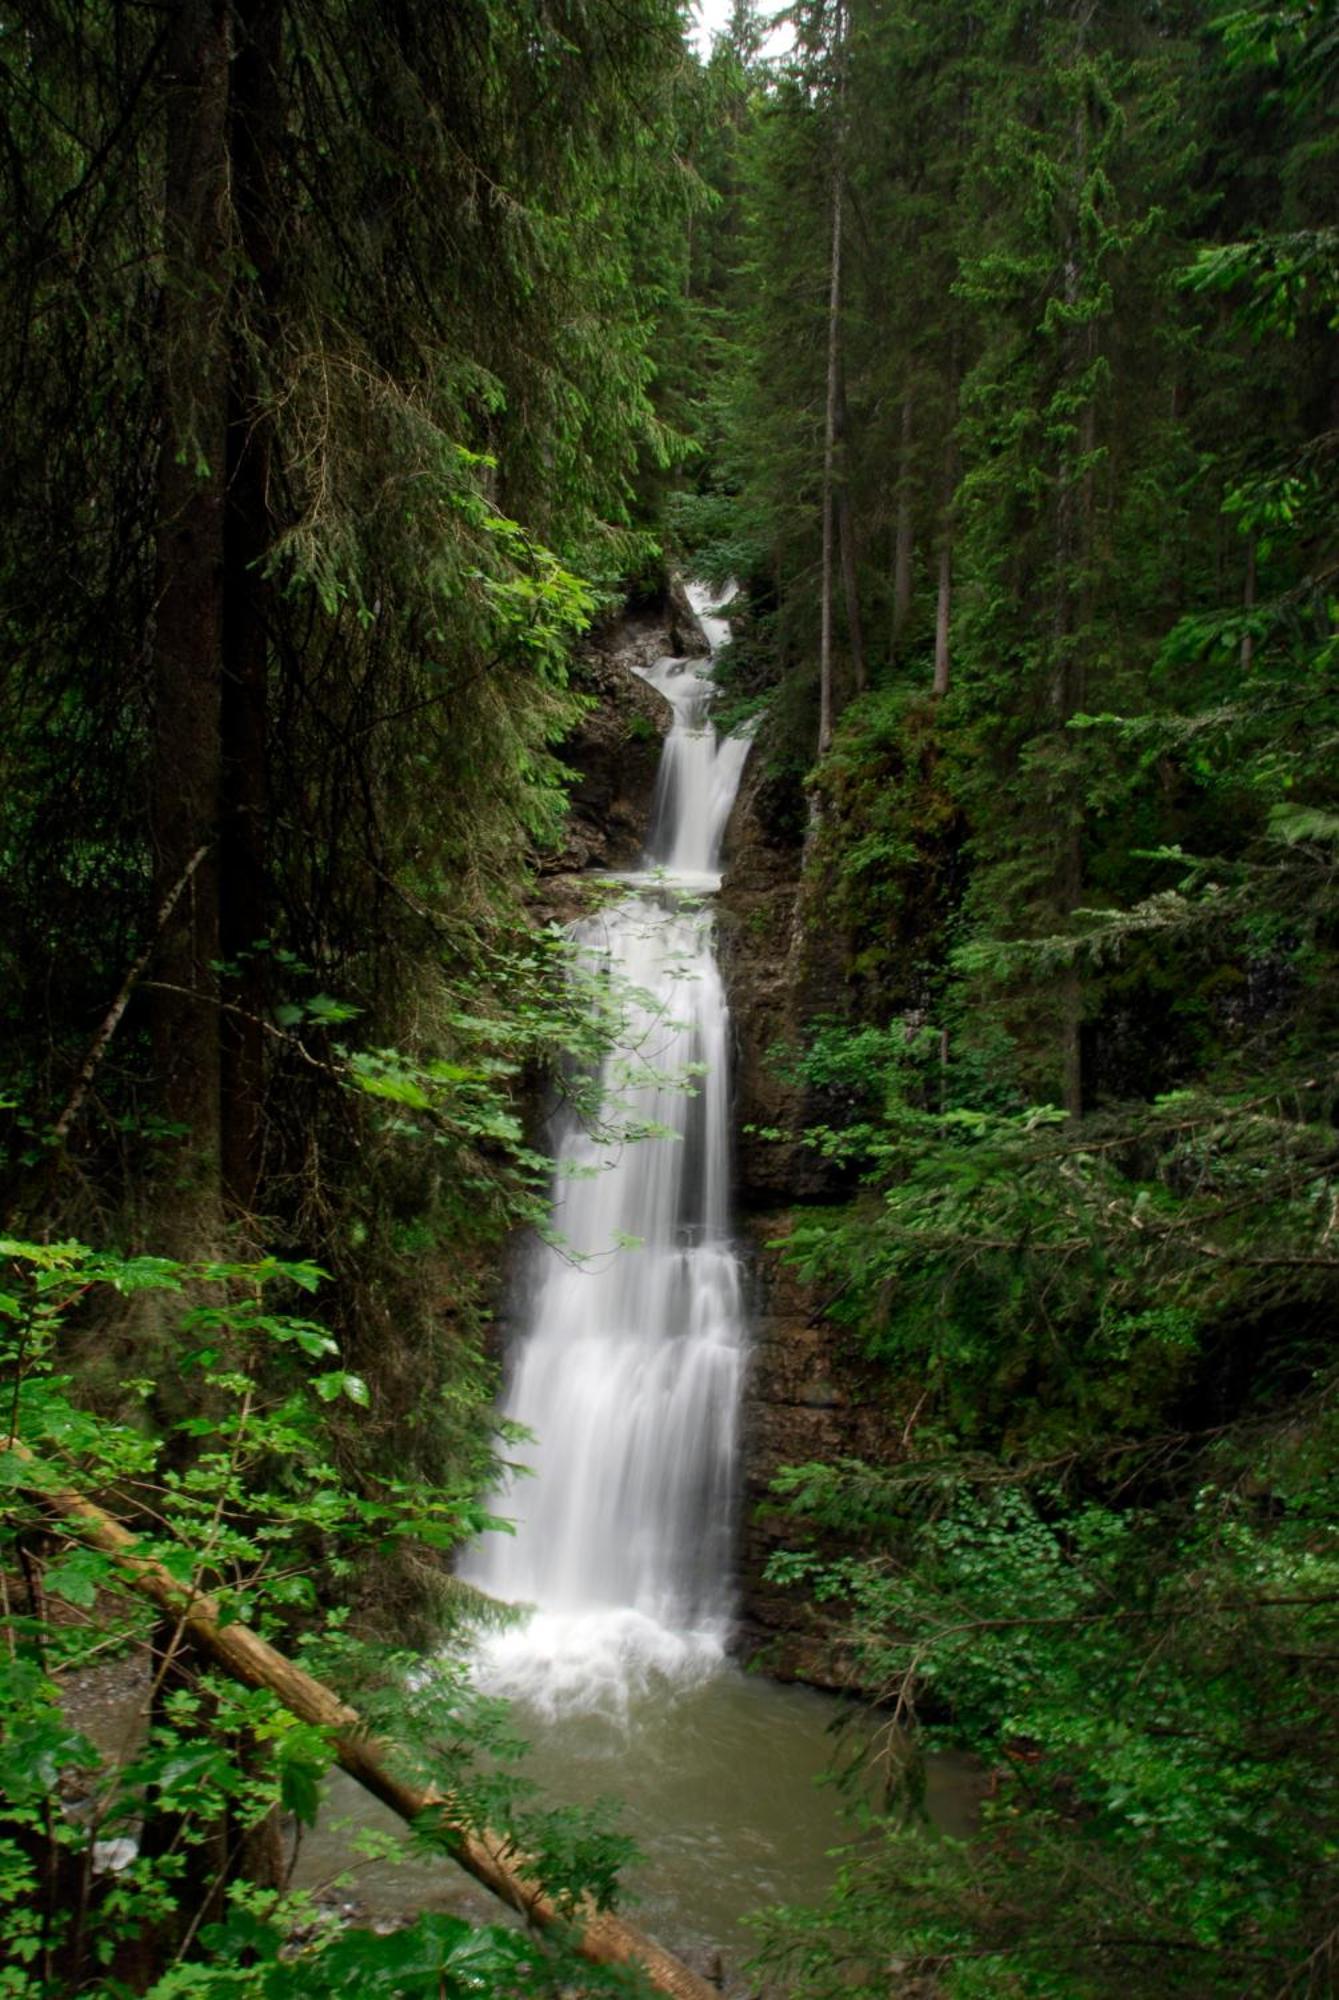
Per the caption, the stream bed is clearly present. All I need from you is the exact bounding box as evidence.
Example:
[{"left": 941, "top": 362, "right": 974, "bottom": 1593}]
[{"left": 292, "top": 1661, "right": 981, "bottom": 1991}]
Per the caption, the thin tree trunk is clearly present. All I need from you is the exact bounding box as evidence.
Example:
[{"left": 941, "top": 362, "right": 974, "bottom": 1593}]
[
  {"left": 835, "top": 370, "right": 865, "bottom": 695},
  {"left": 1240, "top": 535, "right": 1257, "bottom": 673},
  {"left": 1056, "top": 20, "right": 1095, "bottom": 1123},
  {"left": 933, "top": 362, "right": 958, "bottom": 699},
  {"left": 143, "top": 21, "right": 237, "bottom": 1955},
  {"left": 150, "top": 0, "right": 231, "bottom": 1249},
  {"left": 892, "top": 391, "right": 914, "bottom": 652},
  {"left": 816, "top": 0, "right": 849, "bottom": 768},
  {"left": 5, "top": 1440, "right": 719, "bottom": 2000},
  {"left": 837, "top": 485, "right": 865, "bottom": 695},
  {"left": 221, "top": 0, "right": 283, "bottom": 1217},
  {"left": 1051, "top": 343, "right": 1087, "bottom": 1123},
  {"left": 933, "top": 541, "right": 951, "bottom": 696},
  {"left": 51, "top": 847, "right": 210, "bottom": 1149},
  {"left": 1058, "top": 380, "right": 1097, "bottom": 1123},
  {"left": 818, "top": 147, "right": 842, "bottom": 758}
]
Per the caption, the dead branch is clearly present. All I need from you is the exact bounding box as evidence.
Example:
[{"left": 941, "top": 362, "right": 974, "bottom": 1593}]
[{"left": 51, "top": 845, "right": 211, "bottom": 1146}]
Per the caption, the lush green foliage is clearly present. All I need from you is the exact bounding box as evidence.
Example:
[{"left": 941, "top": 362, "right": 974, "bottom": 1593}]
[
  {"left": 0, "top": 1239, "right": 647, "bottom": 1994},
  {"left": 5, "top": 0, "right": 1339, "bottom": 1988},
  {"left": 677, "top": 0, "right": 1339, "bottom": 1991},
  {"left": 755, "top": 1415, "right": 1339, "bottom": 1997},
  {"left": 0, "top": 0, "right": 697, "bottom": 1493},
  {"left": 0, "top": 1, "right": 701, "bottom": 1988}
]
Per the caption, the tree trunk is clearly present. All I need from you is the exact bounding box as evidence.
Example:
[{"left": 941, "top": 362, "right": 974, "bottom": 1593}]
[
  {"left": 5, "top": 1441, "right": 720, "bottom": 2000},
  {"left": 933, "top": 365, "right": 958, "bottom": 699},
  {"left": 816, "top": 0, "right": 849, "bottom": 767},
  {"left": 1059, "top": 378, "right": 1097, "bottom": 1123},
  {"left": 1055, "top": 25, "right": 1096, "bottom": 1124},
  {"left": 892, "top": 391, "right": 914, "bottom": 652},
  {"left": 818, "top": 146, "right": 843, "bottom": 759},
  {"left": 1051, "top": 342, "right": 1085, "bottom": 1123},
  {"left": 150, "top": 0, "right": 231, "bottom": 1250},
  {"left": 836, "top": 484, "right": 864, "bottom": 697},
  {"left": 1240, "top": 534, "right": 1257, "bottom": 673},
  {"left": 836, "top": 371, "right": 865, "bottom": 695},
  {"left": 220, "top": 0, "right": 283, "bottom": 1217},
  {"left": 932, "top": 541, "right": 951, "bottom": 696}
]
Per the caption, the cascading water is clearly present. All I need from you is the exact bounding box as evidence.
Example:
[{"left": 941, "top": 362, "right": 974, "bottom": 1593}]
[
  {"left": 465, "top": 583, "right": 752, "bottom": 1709},
  {"left": 302, "top": 589, "right": 974, "bottom": 1981}
]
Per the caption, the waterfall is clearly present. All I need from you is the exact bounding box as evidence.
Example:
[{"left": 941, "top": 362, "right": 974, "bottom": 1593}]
[{"left": 465, "top": 583, "right": 750, "bottom": 1712}]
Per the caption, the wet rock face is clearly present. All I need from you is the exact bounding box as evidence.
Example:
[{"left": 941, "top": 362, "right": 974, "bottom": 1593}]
[
  {"left": 716, "top": 722, "right": 889, "bottom": 1686},
  {"left": 539, "top": 581, "right": 711, "bottom": 919},
  {"left": 540, "top": 612, "right": 676, "bottom": 900},
  {"left": 733, "top": 1215, "right": 889, "bottom": 1688},
  {"left": 717, "top": 758, "right": 836, "bottom": 1209},
  {"left": 666, "top": 571, "right": 713, "bottom": 660}
]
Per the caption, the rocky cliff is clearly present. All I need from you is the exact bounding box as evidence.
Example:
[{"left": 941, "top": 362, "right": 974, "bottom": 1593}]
[
  {"left": 718, "top": 727, "right": 889, "bottom": 1686},
  {"left": 545, "top": 614, "right": 676, "bottom": 878},
  {"left": 534, "top": 584, "right": 710, "bottom": 916},
  {"left": 716, "top": 756, "right": 834, "bottom": 1209},
  {"left": 733, "top": 1212, "right": 889, "bottom": 1687}
]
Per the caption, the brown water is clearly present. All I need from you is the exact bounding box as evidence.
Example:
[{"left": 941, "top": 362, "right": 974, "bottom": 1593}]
[
  {"left": 291, "top": 1661, "right": 981, "bottom": 1993},
  {"left": 63, "top": 1645, "right": 979, "bottom": 1988}
]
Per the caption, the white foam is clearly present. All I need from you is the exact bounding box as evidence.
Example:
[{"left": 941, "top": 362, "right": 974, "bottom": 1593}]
[
  {"left": 92, "top": 1838, "right": 139, "bottom": 1875},
  {"left": 472, "top": 1608, "right": 727, "bottom": 1721}
]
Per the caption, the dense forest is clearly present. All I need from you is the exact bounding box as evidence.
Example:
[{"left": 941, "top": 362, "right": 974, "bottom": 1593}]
[{"left": 1, "top": 0, "right": 1336, "bottom": 1994}]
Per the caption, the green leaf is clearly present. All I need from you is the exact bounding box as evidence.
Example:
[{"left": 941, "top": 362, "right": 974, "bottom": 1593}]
[
  {"left": 313, "top": 1371, "right": 369, "bottom": 1405},
  {"left": 43, "top": 1547, "right": 110, "bottom": 1609}
]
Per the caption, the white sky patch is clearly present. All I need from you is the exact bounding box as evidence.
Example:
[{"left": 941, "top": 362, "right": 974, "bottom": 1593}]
[
  {"left": 689, "top": 0, "right": 733, "bottom": 54},
  {"left": 690, "top": 0, "right": 794, "bottom": 61}
]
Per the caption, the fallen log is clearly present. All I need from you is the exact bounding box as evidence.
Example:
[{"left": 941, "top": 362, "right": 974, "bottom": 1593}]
[{"left": 3, "top": 1441, "right": 718, "bottom": 2000}]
